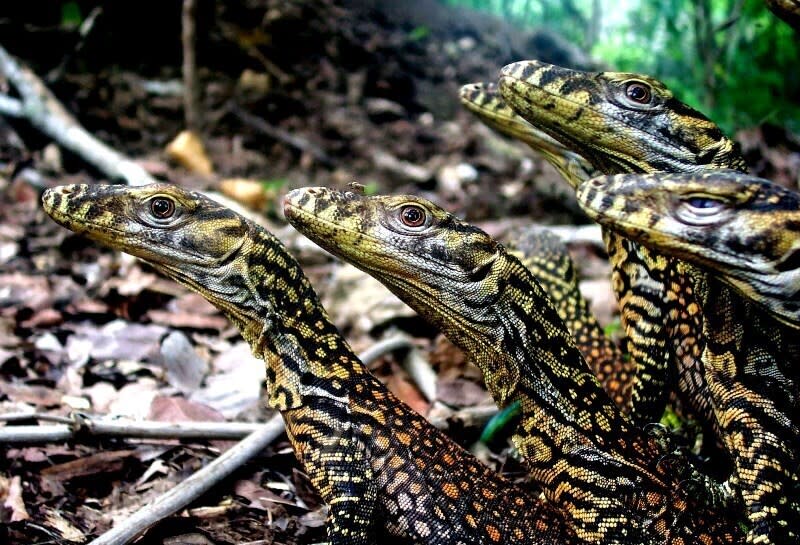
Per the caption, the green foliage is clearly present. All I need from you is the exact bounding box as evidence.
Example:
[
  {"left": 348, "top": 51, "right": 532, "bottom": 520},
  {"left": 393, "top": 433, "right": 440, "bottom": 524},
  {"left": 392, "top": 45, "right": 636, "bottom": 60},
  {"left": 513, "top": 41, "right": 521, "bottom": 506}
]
[
  {"left": 480, "top": 400, "right": 521, "bottom": 443},
  {"left": 603, "top": 317, "right": 622, "bottom": 337},
  {"left": 408, "top": 25, "right": 432, "bottom": 41},
  {"left": 260, "top": 178, "right": 288, "bottom": 193},
  {"left": 361, "top": 182, "right": 380, "bottom": 195},
  {"left": 444, "top": 0, "right": 800, "bottom": 133},
  {"left": 60, "top": 1, "right": 82, "bottom": 29}
]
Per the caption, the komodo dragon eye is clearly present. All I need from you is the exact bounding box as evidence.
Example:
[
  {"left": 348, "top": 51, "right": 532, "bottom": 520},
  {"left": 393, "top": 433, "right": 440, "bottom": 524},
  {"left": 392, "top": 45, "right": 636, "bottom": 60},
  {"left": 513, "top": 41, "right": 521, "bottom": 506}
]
[
  {"left": 675, "top": 195, "right": 728, "bottom": 225},
  {"left": 685, "top": 197, "right": 721, "bottom": 210},
  {"left": 624, "top": 81, "right": 652, "bottom": 104},
  {"left": 400, "top": 205, "right": 427, "bottom": 228},
  {"left": 150, "top": 197, "right": 176, "bottom": 219}
]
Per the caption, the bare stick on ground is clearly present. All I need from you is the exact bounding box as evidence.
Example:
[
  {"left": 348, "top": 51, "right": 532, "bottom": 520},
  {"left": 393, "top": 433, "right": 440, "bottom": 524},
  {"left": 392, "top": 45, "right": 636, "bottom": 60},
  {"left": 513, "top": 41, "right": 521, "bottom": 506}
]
[
  {"left": 0, "top": 415, "right": 264, "bottom": 443},
  {"left": 0, "top": 45, "right": 157, "bottom": 186},
  {"left": 87, "top": 414, "right": 285, "bottom": 545}
]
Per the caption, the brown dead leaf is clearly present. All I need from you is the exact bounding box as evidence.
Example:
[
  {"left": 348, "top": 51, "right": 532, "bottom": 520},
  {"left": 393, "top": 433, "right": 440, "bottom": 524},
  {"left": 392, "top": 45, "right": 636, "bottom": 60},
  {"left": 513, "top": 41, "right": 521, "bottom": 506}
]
[
  {"left": 322, "top": 264, "right": 416, "bottom": 335},
  {"left": 107, "top": 266, "right": 159, "bottom": 296},
  {"left": 160, "top": 331, "right": 208, "bottom": 393},
  {"left": 0, "top": 382, "right": 63, "bottom": 407},
  {"left": 436, "top": 378, "right": 491, "bottom": 408},
  {"left": 65, "top": 319, "right": 167, "bottom": 366},
  {"left": 19, "top": 307, "right": 62, "bottom": 328},
  {"left": 41, "top": 450, "right": 137, "bottom": 480},
  {"left": 234, "top": 479, "right": 298, "bottom": 510},
  {"left": 383, "top": 362, "right": 429, "bottom": 415},
  {"left": 0, "top": 274, "right": 51, "bottom": 312},
  {"left": 7, "top": 445, "right": 76, "bottom": 463},
  {"left": 67, "top": 297, "right": 110, "bottom": 315},
  {"left": 163, "top": 533, "right": 215, "bottom": 545},
  {"left": 1, "top": 475, "right": 30, "bottom": 521},
  {"left": 219, "top": 178, "right": 271, "bottom": 210},
  {"left": 147, "top": 292, "right": 227, "bottom": 330},
  {"left": 166, "top": 130, "right": 213, "bottom": 175},
  {"left": 108, "top": 379, "right": 160, "bottom": 418},
  {"left": 42, "top": 507, "right": 85, "bottom": 542},
  {"left": 149, "top": 395, "right": 225, "bottom": 423},
  {"left": 147, "top": 309, "right": 228, "bottom": 330}
]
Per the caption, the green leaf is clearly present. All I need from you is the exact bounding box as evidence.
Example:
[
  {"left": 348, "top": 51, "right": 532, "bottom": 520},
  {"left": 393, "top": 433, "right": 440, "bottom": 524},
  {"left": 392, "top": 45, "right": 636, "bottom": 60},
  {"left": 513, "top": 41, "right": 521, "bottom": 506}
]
[
  {"left": 408, "top": 25, "right": 430, "bottom": 42},
  {"left": 260, "top": 179, "right": 288, "bottom": 192},
  {"left": 61, "top": 2, "right": 83, "bottom": 29},
  {"left": 479, "top": 400, "right": 520, "bottom": 444}
]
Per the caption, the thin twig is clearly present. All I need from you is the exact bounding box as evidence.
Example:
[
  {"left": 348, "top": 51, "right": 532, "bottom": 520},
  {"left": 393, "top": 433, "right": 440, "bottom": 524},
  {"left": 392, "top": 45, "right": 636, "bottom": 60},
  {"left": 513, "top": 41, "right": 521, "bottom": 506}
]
[
  {"left": 0, "top": 94, "right": 23, "bottom": 117},
  {"left": 0, "top": 412, "right": 74, "bottom": 424},
  {"left": 402, "top": 345, "right": 438, "bottom": 402},
  {"left": 46, "top": 6, "right": 103, "bottom": 82},
  {"left": 229, "top": 102, "right": 335, "bottom": 166},
  {"left": 358, "top": 335, "right": 413, "bottom": 365},
  {"left": 87, "top": 414, "right": 285, "bottom": 545},
  {"left": 0, "top": 45, "right": 157, "bottom": 186},
  {"left": 181, "top": 0, "right": 201, "bottom": 132},
  {"left": 0, "top": 418, "right": 264, "bottom": 443}
]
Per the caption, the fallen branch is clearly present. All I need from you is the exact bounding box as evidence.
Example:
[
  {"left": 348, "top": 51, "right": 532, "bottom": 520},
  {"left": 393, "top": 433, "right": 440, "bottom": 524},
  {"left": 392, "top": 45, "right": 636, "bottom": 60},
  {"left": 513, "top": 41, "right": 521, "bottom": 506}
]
[
  {"left": 0, "top": 416, "right": 263, "bottom": 443},
  {"left": 87, "top": 414, "right": 285, "bottom": 545},
  {"left": 0, "top": 45, "right": 157, "bottom": 186}
]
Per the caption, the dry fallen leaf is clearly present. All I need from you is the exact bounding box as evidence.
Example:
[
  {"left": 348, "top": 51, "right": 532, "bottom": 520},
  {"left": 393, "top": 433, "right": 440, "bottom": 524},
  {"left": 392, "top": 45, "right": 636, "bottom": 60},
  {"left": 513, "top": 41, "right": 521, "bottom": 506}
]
[
  {"left": 42, "top": 507, "right": 85, "bottom": 542},
  {"left": 219, "top": 178, "right": 271, "bottom": 210},
  {"left": 160, "top": 331, "right": 208, "bottom": 393},
  {"left": 149, "top": 395, "right": 225, "bottom": 423},
  {"left": 382, "top": 362, "right": 429, "bottom": 415},
  {"left": 166, "top": 130, "right": 213, "bottom": 175},
  {"left": 1, "top": 475, "right": 30, "bottom": 521},
  {"left": 41, "top": 450, "right": 137, "bottom": 481}
]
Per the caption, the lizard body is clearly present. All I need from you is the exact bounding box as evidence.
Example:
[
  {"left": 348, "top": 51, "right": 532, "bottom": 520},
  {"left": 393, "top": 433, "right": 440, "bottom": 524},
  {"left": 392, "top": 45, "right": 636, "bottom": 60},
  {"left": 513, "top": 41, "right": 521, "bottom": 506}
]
[{"left": 460, "top": 82, "right": 631, "bottom": 408}]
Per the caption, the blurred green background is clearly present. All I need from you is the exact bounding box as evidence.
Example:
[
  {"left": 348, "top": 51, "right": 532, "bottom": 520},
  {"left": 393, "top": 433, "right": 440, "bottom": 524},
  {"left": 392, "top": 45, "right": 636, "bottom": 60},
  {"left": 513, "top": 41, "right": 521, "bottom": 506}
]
[{"left": 444, "top": 0, "right": 800, "bottom": 134}]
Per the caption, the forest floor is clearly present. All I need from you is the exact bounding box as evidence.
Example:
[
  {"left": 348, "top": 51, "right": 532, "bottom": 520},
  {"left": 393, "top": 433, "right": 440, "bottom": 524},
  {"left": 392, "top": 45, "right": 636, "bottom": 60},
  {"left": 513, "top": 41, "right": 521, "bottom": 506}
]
[{"left": 1, "top": 1, "right": 799, "bottom": 543}]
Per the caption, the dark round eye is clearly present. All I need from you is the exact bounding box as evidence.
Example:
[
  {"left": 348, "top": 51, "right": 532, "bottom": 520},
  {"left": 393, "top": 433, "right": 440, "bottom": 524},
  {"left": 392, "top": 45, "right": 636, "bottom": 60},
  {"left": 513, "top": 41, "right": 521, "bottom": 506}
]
[
  {"left": 400, "top": 205, "right": 426, "bottom": 228},
  {"left": 150, "top": 197, "right": 175, "bottom": 219},
  {"left": 625, "top": 82, "right": 652, "bottom": 104}
]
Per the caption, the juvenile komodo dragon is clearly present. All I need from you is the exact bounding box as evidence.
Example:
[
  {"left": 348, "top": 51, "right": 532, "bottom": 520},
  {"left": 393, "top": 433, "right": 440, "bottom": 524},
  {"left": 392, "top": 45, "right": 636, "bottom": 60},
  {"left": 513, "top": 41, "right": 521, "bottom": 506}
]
[{"left": 499, "top": 59, "right": 748, "bottom": 430}]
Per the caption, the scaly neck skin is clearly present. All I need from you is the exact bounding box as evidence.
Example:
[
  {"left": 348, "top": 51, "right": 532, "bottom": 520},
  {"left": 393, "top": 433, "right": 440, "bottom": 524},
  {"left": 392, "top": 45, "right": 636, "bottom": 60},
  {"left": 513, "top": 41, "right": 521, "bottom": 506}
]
[{"left": 222, "top": 228, "right": 364, "bottom": 412}]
